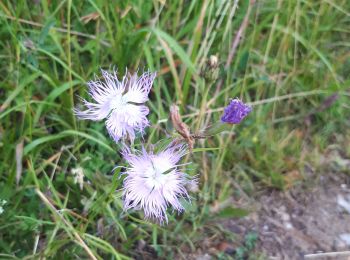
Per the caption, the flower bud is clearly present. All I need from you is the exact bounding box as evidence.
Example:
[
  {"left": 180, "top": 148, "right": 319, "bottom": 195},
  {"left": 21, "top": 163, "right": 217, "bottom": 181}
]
[
  {"left": 221, "top": 98, "right": 252, "bottom": 124},
  {"left": 201, "top": 55, "right": 220, "bottom": 82}
]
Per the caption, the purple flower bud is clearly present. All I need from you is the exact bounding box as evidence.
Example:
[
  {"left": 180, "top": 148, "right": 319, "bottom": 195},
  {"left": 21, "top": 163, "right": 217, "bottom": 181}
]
[{"left": 221, "top": 98, "right": 252, "bottom": 124}]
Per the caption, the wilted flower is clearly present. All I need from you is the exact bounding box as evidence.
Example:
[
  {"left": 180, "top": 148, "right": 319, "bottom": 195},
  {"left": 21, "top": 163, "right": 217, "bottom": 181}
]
[
  {"left": 221, "top": 98, "right": 252, "bottom": 124},
  {"left": 71, "top": 167, "right": 85, "bottom": 190},
  {"left": 122, "top": 144, "right": 194, "bottom": 223},
  {"left": 74, "top": 69, "right": 156, "bottom": 142}
]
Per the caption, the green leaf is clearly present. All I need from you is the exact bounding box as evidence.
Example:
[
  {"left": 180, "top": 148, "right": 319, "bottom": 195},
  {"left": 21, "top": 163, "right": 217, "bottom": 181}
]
[
  {"left": 191, "top": 147, "right": 220, "bottom": 153},
  {"left": 217, "top": 207, "right": 250, "bottom": 218},
  {"left": 147, "top": 27, "right": 197, "bottom": 74},
  {"left": 201, "top": 121, "right": 234, "bottom": 136},
  {"left": 39, "top": 19, "right": 55, "bottom": 46},
  {"left": 269, "top": 172, "right": 285, "bottom": 189},
  {"left": 24, "top": 130, "right": 114, "bottom": 155}
]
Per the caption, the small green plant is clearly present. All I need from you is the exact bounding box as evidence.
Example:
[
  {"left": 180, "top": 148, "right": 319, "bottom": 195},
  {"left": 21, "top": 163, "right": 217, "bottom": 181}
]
[{"left": 235, "top": 232, "right": 258, "bottom": 260}]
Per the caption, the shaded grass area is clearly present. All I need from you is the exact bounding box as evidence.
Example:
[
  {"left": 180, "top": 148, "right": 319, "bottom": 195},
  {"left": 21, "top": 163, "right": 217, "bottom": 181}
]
[{"left": 0, "top": 0, "right": 349, "bottom": 258}]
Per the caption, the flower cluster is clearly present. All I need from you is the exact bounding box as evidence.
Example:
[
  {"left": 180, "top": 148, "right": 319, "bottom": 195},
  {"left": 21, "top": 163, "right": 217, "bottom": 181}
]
[
  {"left": 221, "top": 98, "right": 252, "bottom": 124},
  {"left": 74, "top": 68, "right": 251, "bottom": 223}
]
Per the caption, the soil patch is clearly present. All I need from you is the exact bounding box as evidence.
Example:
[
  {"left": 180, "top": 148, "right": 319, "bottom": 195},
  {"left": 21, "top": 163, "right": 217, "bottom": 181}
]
[{"left": 222, "top": 172, "right": 350, "bottom": 259}]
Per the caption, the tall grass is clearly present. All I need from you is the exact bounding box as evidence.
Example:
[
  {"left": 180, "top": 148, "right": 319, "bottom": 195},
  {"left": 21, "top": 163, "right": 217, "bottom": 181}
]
[{"left": 0, "top": 0, "right": 349, "bottom": 258}]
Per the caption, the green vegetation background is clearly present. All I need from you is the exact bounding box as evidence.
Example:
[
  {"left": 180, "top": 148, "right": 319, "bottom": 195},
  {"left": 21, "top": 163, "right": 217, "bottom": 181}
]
[{"left": 0, "top": 0, "right": 349, "bottom": 259}]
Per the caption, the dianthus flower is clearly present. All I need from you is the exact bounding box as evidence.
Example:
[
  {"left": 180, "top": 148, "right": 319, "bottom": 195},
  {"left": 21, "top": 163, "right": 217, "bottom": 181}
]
[
  {"left": 74, "top": 69, "right": 156, "bottom": 142},
  {"left": 121, "top": 144, "right": 193, "bottom": 223}
]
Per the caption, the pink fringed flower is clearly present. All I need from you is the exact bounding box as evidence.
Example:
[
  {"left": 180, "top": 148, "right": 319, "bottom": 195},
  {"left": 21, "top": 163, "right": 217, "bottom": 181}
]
[
  {"left": 122, "top": 144, "right": 193, "bottom": 223},
  {"left": 74, "top": 69, "right": 156, "bottom": 142}
]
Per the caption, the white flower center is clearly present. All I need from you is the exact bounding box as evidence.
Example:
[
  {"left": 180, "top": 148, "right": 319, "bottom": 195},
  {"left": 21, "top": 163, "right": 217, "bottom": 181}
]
[
  {"left": 144, "top": 159, "right": 173, "bottom": 190},
  {"left": 144, "top": 171, "right": 167, "bottom": 190},
  {"left": 109, "top": 94, "right": 127, "bottom": 110}
]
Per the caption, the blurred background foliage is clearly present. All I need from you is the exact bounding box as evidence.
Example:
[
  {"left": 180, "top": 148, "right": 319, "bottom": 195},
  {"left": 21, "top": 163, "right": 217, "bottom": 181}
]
[{"left": 0, "top": 0, "right": 349, "bottom": 258}]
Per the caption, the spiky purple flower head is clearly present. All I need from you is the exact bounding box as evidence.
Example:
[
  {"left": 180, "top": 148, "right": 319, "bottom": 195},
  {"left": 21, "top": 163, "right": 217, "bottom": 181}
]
[
  {"left": 74, "top": 69, "right": 156, "bottom": 142},
  {"left": 121, "top": 144, "right": 194, "bottom": 224},
  {"left": 221, "top": 98, "right": 252, "bottom": 124}
]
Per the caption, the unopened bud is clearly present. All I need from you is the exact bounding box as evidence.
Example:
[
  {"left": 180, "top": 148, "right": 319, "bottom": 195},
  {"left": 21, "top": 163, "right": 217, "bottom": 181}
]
[
  {"left": 208, "top": 55, "right": 219, "bottom": 68},
  {"left": 201, "top": 55, "right": 220, "bottom": 82}
]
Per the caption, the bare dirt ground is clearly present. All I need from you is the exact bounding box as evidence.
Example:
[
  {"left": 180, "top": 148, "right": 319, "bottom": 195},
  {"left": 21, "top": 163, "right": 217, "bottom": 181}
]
[
  {"left": 225, "top": 173, "right": 350, "bottom": 259},
  {"left": 184, "top": 148, "right": 350, "bottom": 260}
]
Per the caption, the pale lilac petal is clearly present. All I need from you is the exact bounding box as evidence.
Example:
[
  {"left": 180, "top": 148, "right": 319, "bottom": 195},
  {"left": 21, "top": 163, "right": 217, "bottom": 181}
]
[
  {"left": 123, "top": 72, "right": 156, "bottom": 104},
  {"left": 104, "top": 104, "right": 149, "bottom": 142},
  {"left": 105, "top": 111, "right": 132, "bottom": 142},
  {"left": 73, "top": 100, "right": 111, "bottom": 120},
  {"left": 100, "top": 69, "right": 126, "bottom": 94},
  {"left": 123, "top": 104, "right": 150, "bottom": 127}
]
